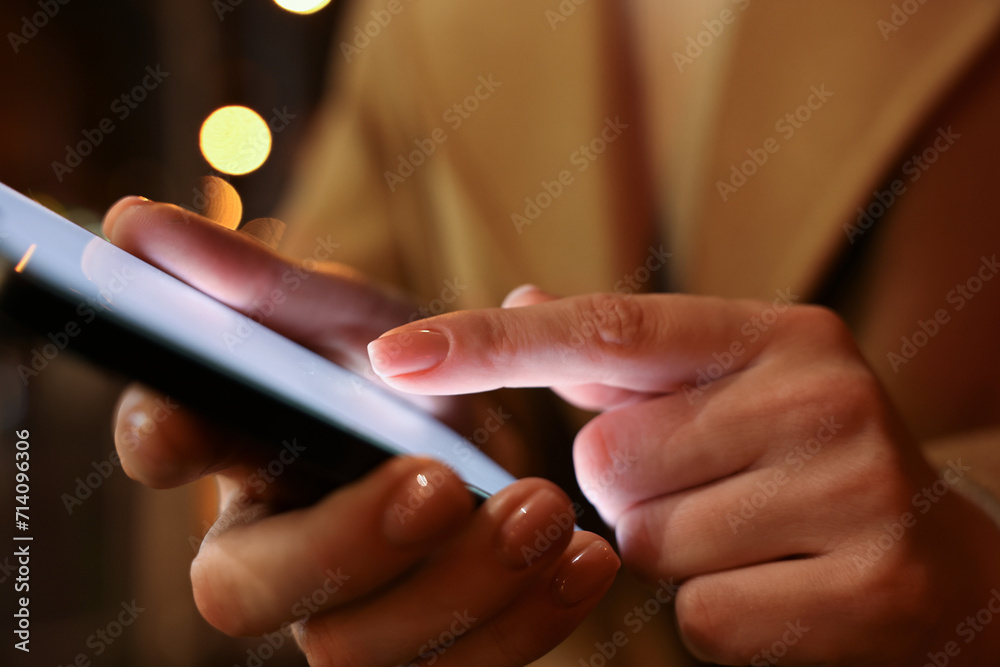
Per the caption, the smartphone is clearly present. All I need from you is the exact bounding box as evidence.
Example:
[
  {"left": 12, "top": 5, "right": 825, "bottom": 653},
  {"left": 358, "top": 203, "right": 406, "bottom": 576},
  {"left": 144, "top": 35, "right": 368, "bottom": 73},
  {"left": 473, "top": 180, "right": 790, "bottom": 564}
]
[{"left": 0, "top": 183, "right": 516, "bottom": 498}]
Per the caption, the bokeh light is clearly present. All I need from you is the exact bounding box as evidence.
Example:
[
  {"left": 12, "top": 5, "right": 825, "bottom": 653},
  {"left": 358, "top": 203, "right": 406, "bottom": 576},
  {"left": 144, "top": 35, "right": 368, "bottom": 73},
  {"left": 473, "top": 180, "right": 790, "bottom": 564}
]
[
  {"left": 273, "top": 0, "right": 332, "bottom": 15},
  {"left": 199, "top": 106, "right": 272, "bottom": 176}
]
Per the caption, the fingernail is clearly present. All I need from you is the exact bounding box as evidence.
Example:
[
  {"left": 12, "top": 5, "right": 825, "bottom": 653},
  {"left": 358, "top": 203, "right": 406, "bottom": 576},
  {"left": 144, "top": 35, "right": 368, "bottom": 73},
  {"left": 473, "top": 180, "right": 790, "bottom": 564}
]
[
  {"left": 551, "top": 540, "right": 620, "bottom": 606},
  {"left": 382, "top": 462, "right": 472, "bottom": 545},
  {"left": 368, "top": 330, "right": 449, "bottom": 378},
  {"left": 103, "top": 195, "right": 151, "bottom": 241},
  {"left": 501, "top": 283, "right": 541, "bottom": 308},
  {"left": 495, "top": 488, "right": 575, "bottom": 570}
]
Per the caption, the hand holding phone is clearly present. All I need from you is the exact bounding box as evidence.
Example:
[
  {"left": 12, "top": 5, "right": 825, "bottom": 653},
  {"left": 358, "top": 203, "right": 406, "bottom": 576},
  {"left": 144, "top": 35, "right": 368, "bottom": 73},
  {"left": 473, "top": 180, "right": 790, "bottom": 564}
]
[{"left": 47, "top": 191, "right": 617, "bottom": 664}]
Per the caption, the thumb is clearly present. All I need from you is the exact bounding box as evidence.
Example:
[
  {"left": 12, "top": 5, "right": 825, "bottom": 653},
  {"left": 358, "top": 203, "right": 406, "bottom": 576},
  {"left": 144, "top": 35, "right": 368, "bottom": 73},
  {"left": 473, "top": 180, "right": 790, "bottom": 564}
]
[
  {"left": 100, "top": 197, "right": 413, "bottom": 351},
  {"left": 102, "top": 197, "right": 295, "bottom": 315}
]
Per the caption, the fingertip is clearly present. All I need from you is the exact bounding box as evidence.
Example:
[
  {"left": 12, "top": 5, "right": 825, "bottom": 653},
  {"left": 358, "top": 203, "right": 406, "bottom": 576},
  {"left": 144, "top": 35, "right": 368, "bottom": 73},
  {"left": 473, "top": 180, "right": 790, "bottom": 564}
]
[
  {"left": 112, "top": 384, "right": 226, "bottom": 489},
  {"left": 103, "top": 195, "right": 151, "bottom": 242},
  {"left": 381, "top": 457, "right": 475, "bottom": 546},
  {"left": 367, "top": 330, "right": 450, "bottom": 381},
  {"left": 550, "top": 534, "right": 620, "bottom": 607},
  {"left": 113, "top": 388, "right": 183, "bottom": 488},
  {"left": 490, "top": 478, "right": 577, "bottom": 570}
]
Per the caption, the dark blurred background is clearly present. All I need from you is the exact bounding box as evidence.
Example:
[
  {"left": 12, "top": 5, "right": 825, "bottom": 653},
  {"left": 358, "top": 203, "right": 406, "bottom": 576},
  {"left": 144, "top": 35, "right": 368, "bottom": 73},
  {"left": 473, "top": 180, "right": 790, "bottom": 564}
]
[{"left": 0, "top": 1, "right": 345, "bottom": 664}]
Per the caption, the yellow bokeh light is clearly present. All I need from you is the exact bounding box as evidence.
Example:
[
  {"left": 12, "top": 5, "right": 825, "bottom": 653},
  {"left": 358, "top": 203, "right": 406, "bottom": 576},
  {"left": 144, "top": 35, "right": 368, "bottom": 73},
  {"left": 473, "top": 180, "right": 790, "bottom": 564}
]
[
  {"left": 199, "top": 106, "right": 272, "bottom": 176},
  {"left": 273, "top": 0, "right": 332, "bottom": 15}
]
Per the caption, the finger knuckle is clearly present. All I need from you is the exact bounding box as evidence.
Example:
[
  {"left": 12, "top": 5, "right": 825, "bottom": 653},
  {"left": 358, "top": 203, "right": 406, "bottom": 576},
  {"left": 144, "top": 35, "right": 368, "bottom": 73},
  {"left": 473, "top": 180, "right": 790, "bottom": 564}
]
[
  {"left": 575, "top": 293, "right": 647, "bottom": 353},
  {"left": 675, "top": 581, "right": 740, "bottom": 664},
  {"left": 760, "top": 363, "right": 883, "bottom": 444},
  {"left": 481, "top": 309, "right": 530, "bottom": 371},
  {"left": 615, "top": 509, "right": 667, "bottom": 582},
  {"left": 484, "top": 617, "right": 535, "bottom": 666},
  {"left": 574, "top": 418, "right": 621, "bottom": 494},
  {"left": 837, "top": 552, "right": 937, "bottom": 649}
]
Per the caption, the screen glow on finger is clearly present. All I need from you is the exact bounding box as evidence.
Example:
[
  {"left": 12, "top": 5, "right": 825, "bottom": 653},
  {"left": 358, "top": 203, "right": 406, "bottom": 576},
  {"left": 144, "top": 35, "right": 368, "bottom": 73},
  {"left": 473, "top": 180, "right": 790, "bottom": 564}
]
[
  {"left": 199, "top": 106, "right": 272, "bottom": 176},
  {"left": 273, "top": 0, "right": 332, "bottom": 14}
]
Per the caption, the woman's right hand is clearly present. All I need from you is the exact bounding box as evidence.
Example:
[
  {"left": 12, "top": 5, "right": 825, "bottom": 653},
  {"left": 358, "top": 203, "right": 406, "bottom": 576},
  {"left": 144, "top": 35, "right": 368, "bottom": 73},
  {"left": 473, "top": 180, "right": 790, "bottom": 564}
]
[{"left": 102, "top": 198, "right": 620, "bottom": 666}]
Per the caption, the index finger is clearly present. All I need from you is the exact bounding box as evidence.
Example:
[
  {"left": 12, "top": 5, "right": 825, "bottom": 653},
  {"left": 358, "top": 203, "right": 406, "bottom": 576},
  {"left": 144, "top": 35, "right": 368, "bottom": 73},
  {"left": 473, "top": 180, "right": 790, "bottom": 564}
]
[{"left": 367, "top": 293, "right": 797, "bottom": 395}]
